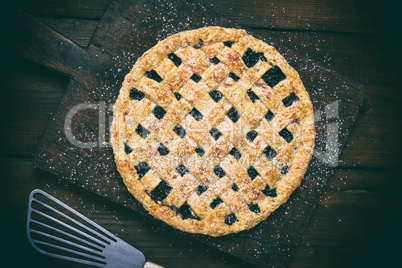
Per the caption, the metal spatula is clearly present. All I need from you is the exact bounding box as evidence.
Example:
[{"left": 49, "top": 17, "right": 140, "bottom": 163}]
[{"left": 26, "top": 189, "right": 163, "bottom": 268}]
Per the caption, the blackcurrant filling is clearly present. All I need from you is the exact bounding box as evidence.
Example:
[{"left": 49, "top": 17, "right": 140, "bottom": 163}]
[
  {"left": 242, "top": 48, "right": 267, "bottom": 68},
  {"left": 209, "top": 90, "right": 223, "bottom": 102},
  {"left": 209, "top": 127, "right": 222, "bottom": 141},
  {"left": 176, "top": 164, "right": 189, "bottom": 177},
  {"left": 135, "top": 124, "right": 150, "bottom": 139},
  {"left": 209, "top": 57, "right": 220, "bottom": 65},
  {"left": 129, "top": 87, "right": 145, "bottom": 101},
  {"left": 247, "top": 166, "right": 259, "bottom": 180},
  {"left": 246, "top": 89, "right": 260, "bottom": 103},
  {"left": 124, "top": 143, "right": 132, "bottom": 154},
  {"left": 279, "top": 128, "right": 293, "bottom": 143},
  {"left": 213, "top": 165, "right": 226, "bottom": 178},
  {"left": 226, "top": 107, "right": 241, "bottom": 123},
  {"left": 195, "top": 184, "right": 208, "bottom": 195},
  {"left": 152, "top": 105, "right": 166, "bottom": 120},
  {"left": 189, "top": 108, "right": 203, "bottom": 121},
  {"left": 173, "top": 125, "right": 186, "bottom": 138},
  {"left": 282, "top": 92, "right": 299, "bottom": 107},
  {"left": 261, "top": 185, "right": 277, "bottom": 197},
  {"left": 149, "top": 180, "right": 172, "bottom": 202},
  {"left": 190, "top": 73, "right": 202, "bottom": 83},
  {"left": 135, "top": 162, "right": 151, "bottom": 179},
  {"left": 229, "top": 147, "right": 241, "bottom": 160},
  {"left": 224, "top": 213, "right": 237, "bottom": 225},
  {"left": 264, "top": 110, "right": 275, "bottom": 122},
  {"left": 228, "top": 72, "right": 240, "bottom": 82},
  {"left": 210, "top": 197, "right": 223, "bottom": 209},
  {"left": 263, "top": 145, "right": 277, "bottom": 161},
  {"left": 193, "top": 39, "right": 203, "bottom": 49},
  {"left": 261, "top": 66, "right": 286, "bottom": 88},
  {"left": 195, "top": 146, "right": 205, "bottom": 156},
  {"left": 176, "top": 202, "right": 200, "bottom": 220},
  {"left": 167, "top": 53, "right": 182, "bottom": 67},
  {"left": 157, "top": 143, "right": 169, "bottom": 156},
  {"left": 246, "top": 130, "right": 258, "bottom": 142},
  {"left": 248, "top": 203, "right": 261, "bottom": 213},
  {"left": 145, "top": 70, "right": 163, "bottom": 82},
  {"left": 280, "top": 165, "right": 290, "bottom": 175}
]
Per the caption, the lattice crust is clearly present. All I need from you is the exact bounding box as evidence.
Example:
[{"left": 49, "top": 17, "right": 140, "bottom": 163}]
[{"left": 111, "top": 27, "right": 315, "bottom": 236}]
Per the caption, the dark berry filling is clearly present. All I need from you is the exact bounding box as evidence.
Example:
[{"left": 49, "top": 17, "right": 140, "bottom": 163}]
[
  {"left": 195, "top": 184, "right": 208, "bottom": 195},
  {"left": 224, "top": 212, "right": 237, "bottom": 225},
  {"left": 149, "top": 180, "right": 172, "bottom": 202},
  {"left": 209, "top": 127, "right": 222, "bottom": 140},
  {"left": 129, "top": 87, "right": 145, "bottom": 101},
  {"left": 190, "top": 73, "right": 202, "bottom": 83},
  {"left": 124, "top": 143, "right": 132, "bottom": 154},
  {"left": 135, "top": 124, "right": 150, "bottom": 139},
  {"left": 229, "top": 147, "right": 242, "bottom": 160},
  {"left": 152, "top": 105, "right": 166, "bottom": 120},
  {"left": 213, "top": 165, "right": 226, "bottom": 178},
  {"left": 261, "top": 66, "right": 286, "bottom": 88},
  {"left": 282, "top": 92, "right": 299, "bottom": 107},
  {"left": 246, "top": 89, "right": 260, "bottom": 103},
  {"left": 145, "top": 70, "right": 163, "bottom": 82},
  {"left": 248, "top": 203, "right": 261, "bottom": 213},
  {"left": 263, "top": 145, "right": 277, "bottom": 161},
  {"left": 242, "top": 48, "right": 267, "bottom": 68},
  {"left": 135, "top": 162, "right": 151, "bottom": 179},
  {"left": 176, "top": 164, "right": 189, "bottom": 177},
  {"left": 279, "top": 128, "right": 293, "bottom": 143},
  {"left": 189, "top": 108, "right": 203, "bottom": 121},
  {"left": 167, "top": 53, "right": 182, "bottom": 67},
  {"left": 247, "top": 166, "right": 259, "bottom": 180},
  {"left": 157, "top": 143, "right": 169, "bottom": 156},
  {"left": 173, "top": 125, "right": 186, "bottom": 138},
  {"left": 210, "top": 197, "right": 223, "bottom": 209},
  {"left": 209, "top": 90, "right": 223, "bottom": 102},
  {"left": 246, "top": 130, "right": 258, "bottom": 142}
]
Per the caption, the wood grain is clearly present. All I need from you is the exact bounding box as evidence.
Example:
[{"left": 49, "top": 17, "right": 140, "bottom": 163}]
[
  {"left": 1, "top": 158, "right": 397, "bottom": 267},
  {"left": 4, "top": 35, "right": 401, "bottom": 167},
  {"left": 4, "top": 0, "right": 367, "bottom": 266},
  {"left": 2, "top": 0, "right": 400, "bottom": 267},
  {"left": 21, "top": 0, "right": 393, "bottom": 33}
]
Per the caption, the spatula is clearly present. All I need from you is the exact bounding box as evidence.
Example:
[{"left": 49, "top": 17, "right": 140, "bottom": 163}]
[{"left": 26, "top": 189, "right": 163, "bottom": 268}]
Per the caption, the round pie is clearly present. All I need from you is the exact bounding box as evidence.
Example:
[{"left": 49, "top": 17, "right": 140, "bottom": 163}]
[{"left": 110, "top": 26, "right": 315, "bottom": 236}]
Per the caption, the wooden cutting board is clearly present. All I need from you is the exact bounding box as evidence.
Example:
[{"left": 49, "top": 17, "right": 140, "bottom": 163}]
[{"left": 13, "top": 0, "right": 366, "bottom": 266}]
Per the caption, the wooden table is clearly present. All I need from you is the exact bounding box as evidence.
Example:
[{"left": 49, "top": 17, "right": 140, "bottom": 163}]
[{"left": 1, "top": 0, "right": 400, "bottom": 267}]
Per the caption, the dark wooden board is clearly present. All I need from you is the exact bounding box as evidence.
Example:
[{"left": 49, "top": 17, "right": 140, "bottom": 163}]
[{"left": 11, "top": 0, "right": 366, "bottom": 266}]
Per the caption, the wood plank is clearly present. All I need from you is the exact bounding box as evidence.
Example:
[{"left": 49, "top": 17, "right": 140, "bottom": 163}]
[
  {"left": 39, "top": 17, "right": 98, "bottom": 47},
  {"left": 14, "top": 0, "right": 109, "bottom": 19},
  {"left": 16, "top": 0, "right": 391, "bottom": 34},
  {"left": 6, "top": 76, "right": 398, "bottom": 166},
  {"left": 290, "top": 168, "right": 398, "bottom": 267},
  {"left": 30, "top": 19, "right": 402, "bottom": 87},
  {"left": 340, "top": 88, "right": 402, "bottom": 168},
  {"left": 2, "top": 0, "right": 398, "bottom": 267},
  {"left": 0, "top": 157, "right": 251, "bottom": 268},
  {"left": 6, "top": 1, "right": 366, "bottom": 264},
  {"left": 197, "top": 0, "right": 379, "bottom": 33},
  {"left": 22, "top": 18, "right": 401, "bottom": 168},
  {"left": 250, "top": 30, "right": 401, "bottom": 87},
  {"left": 30, "top": 2, "right": 363, "bottom": 266},
  {"left": 3, "top": 55, "right": 68, "bottom": 93},
  {"left": 1, "top": 157, "right": 396, "bottom": 267},
  {"left": 1, "top": 56, "right": 66, "bottom": 157},
  {"left": 1, "top": 90, "right": 63, "bottom": 157}
]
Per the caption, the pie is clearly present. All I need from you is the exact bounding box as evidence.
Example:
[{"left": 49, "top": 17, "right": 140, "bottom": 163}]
[{"left": 110, "top": 26, "right": 315, "bottom": 236}]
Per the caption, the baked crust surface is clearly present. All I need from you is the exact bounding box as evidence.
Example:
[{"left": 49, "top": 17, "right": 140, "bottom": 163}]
[{"left": 111, "top": 26, "right": 315, "bottom": 236}]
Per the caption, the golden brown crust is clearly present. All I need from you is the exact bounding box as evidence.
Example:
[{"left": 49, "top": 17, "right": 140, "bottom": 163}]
[{"left": 111, "top": 26, "right": 315, "bottom": 236}]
